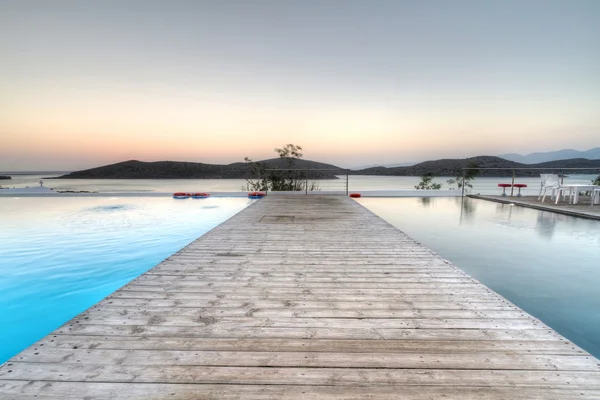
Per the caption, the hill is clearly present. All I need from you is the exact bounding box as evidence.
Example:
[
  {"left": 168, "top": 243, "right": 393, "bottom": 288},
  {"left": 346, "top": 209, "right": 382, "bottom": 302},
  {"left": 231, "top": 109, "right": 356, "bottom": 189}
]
[
  {"left": 499, "top": 147, "right": 600, "bottom": 164},
  {"left": 56, "top": 158, "right": 346, "bottom": 179},
  {"left": 227, "top": 158, "right": 343, "bottom": 171},
  {"left": 55, "top": 156, "right": 600, "bottom": 179},
  {"left": 350, "top": 162, "right": 416, "bottom": 170},
  {"left": 350, "top": 156, "right": 600, "bottom": 177}
]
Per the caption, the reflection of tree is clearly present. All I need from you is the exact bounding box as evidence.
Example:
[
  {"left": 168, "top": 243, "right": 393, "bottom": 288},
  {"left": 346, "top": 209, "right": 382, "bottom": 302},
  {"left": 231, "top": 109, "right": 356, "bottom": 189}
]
[
  {"left": 419, "top": 197, "right": 432, "bottom": 207},
  {"left": 458, "top": 197, "right": 477, "bottom": 223},
  {"left": 495, "top": 203, "right": 518, "bottom": 222},
  {"left": 536, "top": 211, "right": 557, "bottom": 239},
  {"left": 495, "top": 203, "right": 509, "bottom": 213}
]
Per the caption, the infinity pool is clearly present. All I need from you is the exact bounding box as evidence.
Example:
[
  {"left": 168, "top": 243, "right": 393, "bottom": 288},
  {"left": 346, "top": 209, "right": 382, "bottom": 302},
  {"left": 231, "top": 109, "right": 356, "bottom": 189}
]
[
  {"left": 359, "top": 197, "right": 600, "bottom": 358},
  {"left": 0, "top": 197, "right": 253, "bottom": 363}
]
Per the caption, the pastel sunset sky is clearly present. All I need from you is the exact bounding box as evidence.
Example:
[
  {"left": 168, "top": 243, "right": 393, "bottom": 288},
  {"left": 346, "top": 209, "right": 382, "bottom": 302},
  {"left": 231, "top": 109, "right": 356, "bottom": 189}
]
[{"left": 1, "top": 0, "right": 599, "bottom": 170}]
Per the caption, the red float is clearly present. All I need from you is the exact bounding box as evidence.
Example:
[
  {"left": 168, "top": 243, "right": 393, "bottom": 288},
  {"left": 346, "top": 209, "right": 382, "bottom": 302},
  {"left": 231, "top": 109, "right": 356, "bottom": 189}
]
[{"left": 248, "top": 191, "right": 266, "bottom": 198}]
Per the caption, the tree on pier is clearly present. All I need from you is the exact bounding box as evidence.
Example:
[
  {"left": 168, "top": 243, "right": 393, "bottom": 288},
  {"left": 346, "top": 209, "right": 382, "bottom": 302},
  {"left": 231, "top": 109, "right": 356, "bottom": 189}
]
[{"left": 243, "top": 144, "right": 319, "bottom": 192}]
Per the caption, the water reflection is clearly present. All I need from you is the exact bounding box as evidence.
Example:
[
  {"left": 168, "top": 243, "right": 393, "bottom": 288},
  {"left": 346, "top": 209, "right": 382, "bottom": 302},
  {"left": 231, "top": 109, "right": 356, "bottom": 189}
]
[
  {"left": 494, "top": 202, "right": 525, "bottom": 224},
  {"left": 536, "top": 211, "right": 557, "bottom": 239},
  {"left": 419, "top": 197, "right": 432, "bottom": 207},
  {"left": 357, "top": 197, "right": 600, "bottom": 358},
  {"left": 457, "top": 197, "right": 477, "bottom": 224}
]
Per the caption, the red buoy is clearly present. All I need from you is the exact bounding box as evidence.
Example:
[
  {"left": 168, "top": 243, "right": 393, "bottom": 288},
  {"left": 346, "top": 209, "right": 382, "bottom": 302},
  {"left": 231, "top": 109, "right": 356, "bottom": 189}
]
[
  {"left": 248, "top": 191, "right": 266, "bottom": 198},
  {"left": 191, "top": 192, "right": 210, "bottom": 199},
  {"left": 173, "top": 192, "right": 191, "bottom": 199},
  {"left": 349, "top": 193, "right": 361, "bottom": 198}
]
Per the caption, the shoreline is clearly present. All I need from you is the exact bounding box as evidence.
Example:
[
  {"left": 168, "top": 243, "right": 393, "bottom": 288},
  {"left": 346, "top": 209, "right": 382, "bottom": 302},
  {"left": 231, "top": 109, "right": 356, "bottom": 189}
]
[{"left": 0, "top": 189, "right": 463, "bottom": 198}]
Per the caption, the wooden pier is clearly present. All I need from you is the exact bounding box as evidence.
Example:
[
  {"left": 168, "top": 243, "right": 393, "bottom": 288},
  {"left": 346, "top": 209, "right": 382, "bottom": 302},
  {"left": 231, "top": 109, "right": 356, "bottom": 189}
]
[{"left": 1, "top": 196, "right": 599, "bottom": 399}]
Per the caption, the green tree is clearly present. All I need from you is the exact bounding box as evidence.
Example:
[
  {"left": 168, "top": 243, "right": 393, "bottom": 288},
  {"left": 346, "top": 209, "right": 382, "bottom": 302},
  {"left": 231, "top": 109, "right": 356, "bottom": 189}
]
[
  {"left": 447, "top": 162, "right": 480, "bottom": 193},
  {"left": 415, "top": 173, "right": 442, "bottom": 190},
  {"left": 593, "top": 175, "right": 600, "bottom": 186},
  {"left": 243, "top": 144, "right": 319, "bottom": 192}
]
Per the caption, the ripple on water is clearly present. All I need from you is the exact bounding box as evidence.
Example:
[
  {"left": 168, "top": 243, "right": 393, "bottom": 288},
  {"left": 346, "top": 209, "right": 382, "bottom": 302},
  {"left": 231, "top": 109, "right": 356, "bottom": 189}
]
[
  {"left": 0, "top": 196, "right": 254, "bottom": 363},
  {"left": 84, "top": 204, "right": 137, "bottom": 212}
]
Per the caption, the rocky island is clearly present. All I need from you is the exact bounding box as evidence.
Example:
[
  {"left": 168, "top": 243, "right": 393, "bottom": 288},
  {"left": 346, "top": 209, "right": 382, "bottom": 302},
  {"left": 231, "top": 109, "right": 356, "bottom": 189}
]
[
  {"left": 53, "top": 156, "right": 600, "bottom": 179},
  {"left": 350, "top": 156, "right": 600, "bottom": 177},
  {"left": 55, "top": 158, "right": 346, "bottom": 179}
]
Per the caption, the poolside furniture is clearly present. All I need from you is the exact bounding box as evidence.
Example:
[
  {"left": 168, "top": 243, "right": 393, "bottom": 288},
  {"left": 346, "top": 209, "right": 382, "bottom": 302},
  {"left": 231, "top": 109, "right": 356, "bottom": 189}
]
[
  {"left": 513, "top": 183, "right": 527, "bottom": 196},
  {"left": 556, "top": 184, "right": 600, "bottom": 205},
  {"left": 538, "top": 174, "right": 551, "bottom": 199},
  {"left": 498, "top": 183, "right": 511, "bottom": 196},
  {"left": 540, "top": 174, "right": 565, "bottom": 203},
  {"left": 593, "top": 188, "right": 600, "bottom": 206}
]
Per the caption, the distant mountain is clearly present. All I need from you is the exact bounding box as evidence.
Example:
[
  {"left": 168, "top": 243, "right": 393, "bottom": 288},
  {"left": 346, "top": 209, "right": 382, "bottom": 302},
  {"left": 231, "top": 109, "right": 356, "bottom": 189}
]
[
  {"left": 55, "top": 156, "right": 600, "bottom": 179},
  {"left": 56, "top": 158, "right": 346, "bottom": 179},
  {"left": 350, "top": 162, "right": 416, "bottom": 170},
  {"left": 499, "top": 148, "right": 600, "bottom": 164},
  {"left": 227, "top": 158, "right": 343, "bottom": 171},
  {"left": 349, "top": 156, "right": 600, "bottom": 177}
]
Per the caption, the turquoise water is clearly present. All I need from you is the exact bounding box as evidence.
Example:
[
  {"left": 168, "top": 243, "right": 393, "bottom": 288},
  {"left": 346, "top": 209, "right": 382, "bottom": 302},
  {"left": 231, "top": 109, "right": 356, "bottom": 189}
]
[
  {"left": 359, "top": 197, "right": 600, "bottom": 358},
  {"left": 0, "top": 197, "right": 253, "bottom": 363}
]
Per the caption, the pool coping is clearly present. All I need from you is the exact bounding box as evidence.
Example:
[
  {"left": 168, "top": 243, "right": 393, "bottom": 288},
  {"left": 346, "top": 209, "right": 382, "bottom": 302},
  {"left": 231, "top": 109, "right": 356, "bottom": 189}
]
[{"left": 469, "top": 194, "right": 600, "bottom": 221}]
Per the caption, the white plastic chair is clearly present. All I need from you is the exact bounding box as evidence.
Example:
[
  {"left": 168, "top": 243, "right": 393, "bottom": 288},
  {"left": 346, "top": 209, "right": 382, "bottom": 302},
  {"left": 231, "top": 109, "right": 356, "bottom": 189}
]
[
  {"left": 592, "top": 188, "right": 600, "bottom": 206},
  {"left": 540, "top": 174, "right": 571, "bottom": 203},
  {"left": 538, "top": 174, "right": 551, "bottom": 199}
]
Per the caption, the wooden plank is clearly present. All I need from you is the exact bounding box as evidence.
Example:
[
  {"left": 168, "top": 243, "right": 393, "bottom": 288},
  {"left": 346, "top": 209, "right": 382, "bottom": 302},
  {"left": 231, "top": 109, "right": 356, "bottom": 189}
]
[
  {"left": 119, "top": 285, "right": 494, "bottom": 295},
  {"left": 1, "top": 195, "right": 598, "bottom": 399},
  {"left": 12, "top": 348, "right": 599, "bottom": 370},
  {"left": 70, "top": 313, "right": 543, "bottom": 328},
  {"left": 78, "top": 306, "right": 528, "bottom": 319},
  {"left": 60, "top": 315, "right": 547, "bottom": 330},
  {"left": 2, "top": 364, "right": 600, "bottom": 387},
  {"left": 36, "top": 336, "right": 585, "bottom": 355},
  {"left": 52, "top": 324, "right": 564, "bottom": 341},
  {"left": 111, "top": 291, "right": 507, "bottom": 302},
  {"left": 2, "top": 381, "right": 600, "bottom": 400},
  {"left": 100, "top": 298, "right": 521, "bottom": 310}
]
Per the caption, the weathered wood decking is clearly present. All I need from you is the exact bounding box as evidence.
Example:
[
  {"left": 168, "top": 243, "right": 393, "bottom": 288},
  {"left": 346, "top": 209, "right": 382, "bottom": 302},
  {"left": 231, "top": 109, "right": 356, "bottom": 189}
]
[{"left": 1, "top": 196, "right": 599, "bottom": 399}]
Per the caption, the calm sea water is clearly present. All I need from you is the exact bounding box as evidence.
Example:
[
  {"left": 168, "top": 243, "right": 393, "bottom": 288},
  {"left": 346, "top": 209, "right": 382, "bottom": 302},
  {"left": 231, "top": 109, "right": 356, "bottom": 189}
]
[
  {"left": 359, "top": 197, "right": 600, "bottom": 358},
  {"left": 0, "top": 197, "right": 254, "bottom": 363},
  {"left": 3, "top": 173, "right": 598, "bottom": 195}
]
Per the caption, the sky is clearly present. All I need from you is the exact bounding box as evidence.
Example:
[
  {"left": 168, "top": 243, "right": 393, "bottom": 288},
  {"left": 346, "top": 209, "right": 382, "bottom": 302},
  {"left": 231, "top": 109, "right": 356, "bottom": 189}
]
[{"left": 1, "top": 0, "right": 599, "bottom": 170}]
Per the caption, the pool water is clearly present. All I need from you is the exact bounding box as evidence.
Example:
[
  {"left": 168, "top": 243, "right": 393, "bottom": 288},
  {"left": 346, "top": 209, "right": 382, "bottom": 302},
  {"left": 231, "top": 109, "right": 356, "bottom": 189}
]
[
  {"left": 359, "top": 197, "right": 600, "bottom": 358},
  {"left": 0, "top": 197, "right": 253, "bottom": 363}
]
